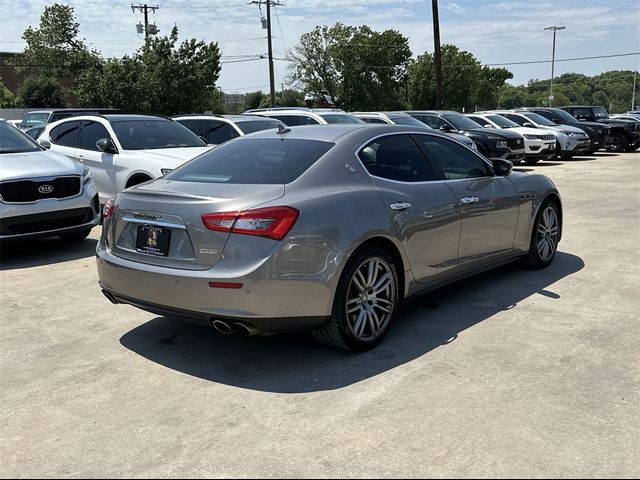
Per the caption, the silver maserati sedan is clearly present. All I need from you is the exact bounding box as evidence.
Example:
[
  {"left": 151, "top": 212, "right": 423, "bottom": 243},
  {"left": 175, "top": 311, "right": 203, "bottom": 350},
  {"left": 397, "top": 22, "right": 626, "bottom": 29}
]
[{"left": 97, "top": 124, "right": 562, "bottom": 351}]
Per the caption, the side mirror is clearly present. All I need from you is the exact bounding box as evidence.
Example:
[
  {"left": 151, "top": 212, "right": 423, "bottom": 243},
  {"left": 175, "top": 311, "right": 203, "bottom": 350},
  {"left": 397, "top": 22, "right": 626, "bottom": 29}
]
[
  {"left": 523, "top": 122, "right": 535, "bottom": 128},
  {"left": 491, "top": 158, "right": 513, "bottom": 176},
  {"left": 38, "top": 139, "right": 51, "bottom": 149},
  {"left": 439, "top": 124, "right": 452, "bottom": 133},
  {"left": 96, "top": 138, "right": 118, "bottom": 154}
]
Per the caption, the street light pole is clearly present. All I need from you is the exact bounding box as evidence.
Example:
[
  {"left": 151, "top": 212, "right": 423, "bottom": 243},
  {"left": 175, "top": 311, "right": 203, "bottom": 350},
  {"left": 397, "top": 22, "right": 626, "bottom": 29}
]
[{"left": 544, "top": 25, "right": 565, "bottom": 107}]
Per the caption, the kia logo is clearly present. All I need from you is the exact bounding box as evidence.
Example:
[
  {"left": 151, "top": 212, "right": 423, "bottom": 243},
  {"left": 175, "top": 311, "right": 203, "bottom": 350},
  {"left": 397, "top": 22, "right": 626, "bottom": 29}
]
[{"left": 38, "top": 185, "right": 54, "bottom": 194}]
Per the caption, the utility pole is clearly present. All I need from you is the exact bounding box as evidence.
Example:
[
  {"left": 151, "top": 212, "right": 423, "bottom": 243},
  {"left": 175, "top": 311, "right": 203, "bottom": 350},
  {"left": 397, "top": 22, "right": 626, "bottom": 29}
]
[
  {"left": 544, "top": 25, "right": 565, "bottom": 107},
  {"left": 131, "top": 4, "right": 159, "bottom": 40},
  {"left": 249, "top": 0, "right": 283, "bottom": 108},
  {"left": 632, "top": 71, "right": 637, "bottom": 111},
  {"left": 432, "top": 0, "right": 444, "bottom": 109}
]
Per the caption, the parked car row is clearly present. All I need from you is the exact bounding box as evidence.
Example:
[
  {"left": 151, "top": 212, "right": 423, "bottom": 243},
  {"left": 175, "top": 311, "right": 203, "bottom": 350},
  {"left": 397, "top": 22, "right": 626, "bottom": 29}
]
[{"left": 1, "top": 102, "right": 636, "bottom": 351}]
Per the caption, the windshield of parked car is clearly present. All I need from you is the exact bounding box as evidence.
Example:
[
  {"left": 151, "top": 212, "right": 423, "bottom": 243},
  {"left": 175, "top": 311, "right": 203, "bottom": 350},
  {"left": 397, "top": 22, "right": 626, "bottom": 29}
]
[
  {"left": 317, "top": 114, "right": 364, "bottom": 124},
  {"left": 548, "top": 108, "right": 579, "bottom": 123},
  {"left": 389, "top": 115, "right": 431, "bottom": 127},
  {"left": 0, "top": 122, "right": 41, "bottom": 153},
  {"left": 592, "top": 106, "right": 609, "bottom": 119},
  {"left": 111, "top": 119, "right": 206, "bottom": 150},
  {"left": 522, "top": 112, "right": 556, "bottom": 126},
  {"left": 442, "top": 113, "right": 485, "bottom": 130},
  {"left": 165, "top": 138, "right": 334, "bottom": 184},
  {"left": 237, "top": 119, "right": 285, "bottom": 134},
  {"left": 486, "top": 115, "right": 520, "bottom": 128},
  {"left": 21, "top": 112, "right": 49, "bottom": 127}
]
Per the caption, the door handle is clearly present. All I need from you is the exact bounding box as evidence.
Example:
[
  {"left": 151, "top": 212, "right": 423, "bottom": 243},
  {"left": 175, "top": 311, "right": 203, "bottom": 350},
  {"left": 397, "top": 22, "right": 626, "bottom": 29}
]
[
  {"left": 390, "top": 202, "right": 412, "bottom": 210},
  {"left": 460, "top": 196, "right": 480, "bottom": 204},
  {"left": 76, "top": 154, "right": 84, "bottom": 162}
]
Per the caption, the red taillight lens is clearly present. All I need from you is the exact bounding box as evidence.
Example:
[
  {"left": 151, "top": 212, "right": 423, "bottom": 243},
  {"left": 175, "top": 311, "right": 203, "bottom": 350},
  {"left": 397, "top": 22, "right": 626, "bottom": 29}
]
[
  {"left": 202, "top": 206, "right": 299, "bottom": 241},
  {"left": 103, "top": 198, "right": 115, "bottom": 218}
]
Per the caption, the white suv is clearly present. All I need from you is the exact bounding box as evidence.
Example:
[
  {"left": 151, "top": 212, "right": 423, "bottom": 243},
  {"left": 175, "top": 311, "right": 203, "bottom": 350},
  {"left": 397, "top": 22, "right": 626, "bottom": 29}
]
[
  {"left": 173, "top": 114, "right": 285, "bottom": 145},
  {"left": 37, "top": 115, "right": 212, "bottom": 204},
  {"left": 466, "top": 113, "right": 556, "bottom": 164},
  {"left": 244, "top": 108, "right": 364, "bottom": 126}
]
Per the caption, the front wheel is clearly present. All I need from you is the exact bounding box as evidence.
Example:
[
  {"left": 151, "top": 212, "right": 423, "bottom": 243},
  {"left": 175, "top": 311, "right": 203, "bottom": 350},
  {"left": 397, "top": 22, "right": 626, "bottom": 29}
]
[
  {"left": 313, "top": 247, "right": 399, "bottom": 351},
  {"left": 606, "top": 133, "right": 628, "bottom": 152},
  {"left": 525, "top": 201, "right": 560, "bottom": 268}
]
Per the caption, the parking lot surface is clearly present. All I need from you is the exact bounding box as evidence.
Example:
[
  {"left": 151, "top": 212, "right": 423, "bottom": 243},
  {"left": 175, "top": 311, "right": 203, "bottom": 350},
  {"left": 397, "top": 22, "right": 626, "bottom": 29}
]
[{"left": 1, "top": 152, "right": 639, "bottom": 478}]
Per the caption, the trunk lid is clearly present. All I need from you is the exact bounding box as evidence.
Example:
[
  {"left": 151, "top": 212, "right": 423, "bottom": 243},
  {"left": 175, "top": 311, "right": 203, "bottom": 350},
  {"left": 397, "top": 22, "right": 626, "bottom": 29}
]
[{"left": 108, "top": 180, "right": 285, "bottom": 270}]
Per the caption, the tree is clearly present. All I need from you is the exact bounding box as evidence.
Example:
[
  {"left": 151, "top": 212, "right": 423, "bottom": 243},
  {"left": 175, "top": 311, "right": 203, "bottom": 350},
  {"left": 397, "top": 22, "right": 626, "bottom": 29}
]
[
  {"left": 258, "top": 89, "right": 305, "bottom": 108},
  {"left": 77, "top": 26, "right": 222, "bottom": 115},
  {"left": 289, "top": 23, "right": 412, "bottom": 110},
  {"left": 17, "top": 76, "right": 65, "bottom": 107},
  {"left": 17, "top": 3, "right": 100, "bottom": 102},
  {"left": 0, "top": 81, "right": 16, "bottom": 107},
  {"left": 243, "top": 90, "right": 264, "bottom": 110}
]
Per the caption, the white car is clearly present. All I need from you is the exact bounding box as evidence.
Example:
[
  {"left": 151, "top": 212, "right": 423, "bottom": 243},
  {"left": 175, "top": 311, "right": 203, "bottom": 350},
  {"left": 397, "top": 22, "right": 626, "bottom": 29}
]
[
  {"left": 487, "top": 110, "right": 590, "bottom": 159},
  {"left": 244, "top": 107, "right": 364, "bottom": 126},
  {"left": 466, "top": 113, "right": 556, "bottom": 164},
  {"left": 37, "top": 115, "right": 213, "bottom": 204},
  {"left": 173, "top": 114, "right": 286, "bottom": 145},
  {"left": 0, "top": 120, "right": 100, "bottom": 242}
]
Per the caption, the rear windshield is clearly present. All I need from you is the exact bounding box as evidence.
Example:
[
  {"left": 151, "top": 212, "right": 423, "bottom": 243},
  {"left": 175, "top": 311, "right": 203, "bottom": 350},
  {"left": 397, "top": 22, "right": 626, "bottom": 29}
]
[
  {"left": 237, "top": 119, "right": 284, "bottom": 134},
  {"left": 166, "top": 138, "right": 334, "bottom": 184},
  {"left": 21, "top": 112, "right": 49, "bottom": 126},
  {"left": 317, "top": 114, "right": 363, "bottom": 124},
  {"left": 111, "top": 119, "right": 205, "bottom": 150}
]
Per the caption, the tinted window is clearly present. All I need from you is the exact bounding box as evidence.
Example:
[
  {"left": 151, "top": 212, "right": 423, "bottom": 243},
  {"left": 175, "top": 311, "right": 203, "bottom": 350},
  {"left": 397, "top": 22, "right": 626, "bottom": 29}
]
[
  {"left": 467, "top": 115, "right": 489, "bottom": 126},
  {"left": 531, "top": 109, "right": 557, "bottom": 122},
  {"left": 200, "top": 121, "right": 239, "bottom": 145},
  {"left": 51, "top": 120, "right": 82, "bottom": 147},
  {"left": 175, "top": 119, "right": 207, "bottom": 137},
  {"left": 358, "top": 134, "right": 435, "bottom": 182},
  {"left": 79, "top": 121, "right": 110, "bottom": 151},
  {"left": 111, "top": 119, "right": 205, "bottom": 150},
  {"left": 25, "top": 126, "right": 45, "bottom": 140},
  {"left": 361, "top": 117, "right": 389, "bottom": 124},
  {"left": 0, "top": 122, "right": 41, "bottom": 153},
  {"left": 486, "top": 115, "right": 520, "bottom": 128},
  {"left": 418, "top": 114, "right": 448, "bottom": 129},
  {"left": 417, "top": 135, "right": 490, "bottom": 180},
  {"left": 501, "top": 113, "right": 528, "bottom": 126},
  {"left": 165, "top": 138, "right": 333, "bottom": 184},
  {"left": 547, "top": 108, "right": 579, "bottom": 122},
  {"left": 236, "top": 119, "right": 283, "bottom": 134},
  {"left": 272, "top": 115, "right": 320, "bottom": 126},
  {"left": 442, "top": 113, "right": 484, "bottom": 130},
  {"left": 21, "top": 113, "right": 49, "bottom": 126},
  {"left": 522, "top": 112, "right": 555, "bottom": 126},
  {"left": 50, "top": 113, "right": 74, "bottom": 122},
  {"left": 389, "top": 115, "right": 430, "bottom": 127}
]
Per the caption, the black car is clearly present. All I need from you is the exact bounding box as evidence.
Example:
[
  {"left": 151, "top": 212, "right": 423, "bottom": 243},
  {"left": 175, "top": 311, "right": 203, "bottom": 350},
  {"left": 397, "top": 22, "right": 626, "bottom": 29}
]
[
  {"left": 405, "top": 111, "right": 525, "bottom": 161},
  {"left": 518, "top": 107, "right": 610, "bottom": 154},
  {"left": 559, "top": 106, "right": 640, "bottom": 152}
]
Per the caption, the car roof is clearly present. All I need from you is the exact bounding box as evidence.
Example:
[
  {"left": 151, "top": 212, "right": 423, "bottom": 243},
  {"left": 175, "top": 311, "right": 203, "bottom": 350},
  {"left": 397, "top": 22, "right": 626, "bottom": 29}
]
[
  {"left": 25, "top": 108, "right": 122, "bottom": 114},
  {"left": 102, "top": 114, "right": 170, "bottom": 122},
  {"left": 404, "top": 110, "right": 461, "bottom": 115},
  {"left": 173, "top": 114, "right": 279, "bottom": 123}
]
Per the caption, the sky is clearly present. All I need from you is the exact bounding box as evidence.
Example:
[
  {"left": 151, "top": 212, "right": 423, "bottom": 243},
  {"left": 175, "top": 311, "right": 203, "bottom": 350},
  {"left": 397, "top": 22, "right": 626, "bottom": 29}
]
[{"left": 0, "top": 0, "right": 638, "bottom": 93}]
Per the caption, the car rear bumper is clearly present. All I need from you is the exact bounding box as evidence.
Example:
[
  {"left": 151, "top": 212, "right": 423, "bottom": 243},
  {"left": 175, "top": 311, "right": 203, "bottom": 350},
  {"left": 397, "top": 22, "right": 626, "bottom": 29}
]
[{"left": 96, "top": 243, "right": 337, "bottom": 328}]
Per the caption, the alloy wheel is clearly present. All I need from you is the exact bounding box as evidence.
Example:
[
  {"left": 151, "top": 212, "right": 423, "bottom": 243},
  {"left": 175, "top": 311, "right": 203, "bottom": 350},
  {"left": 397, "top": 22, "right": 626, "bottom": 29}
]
[
  {"left": 345, "top": 257, "right": 396, "bottom": 341},
  {"left": 536, "top": 206, "right": 559, "bottom": 262}
]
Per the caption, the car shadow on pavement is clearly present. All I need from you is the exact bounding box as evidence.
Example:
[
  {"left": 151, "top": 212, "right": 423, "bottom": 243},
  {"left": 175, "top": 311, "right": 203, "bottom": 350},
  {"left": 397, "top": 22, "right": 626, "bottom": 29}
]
[
  {"left": 0, "top": 237, "right": 97, "bottom": 270},
  {"left": 119, "top": 251, "right": 584, "bottom": 394}
]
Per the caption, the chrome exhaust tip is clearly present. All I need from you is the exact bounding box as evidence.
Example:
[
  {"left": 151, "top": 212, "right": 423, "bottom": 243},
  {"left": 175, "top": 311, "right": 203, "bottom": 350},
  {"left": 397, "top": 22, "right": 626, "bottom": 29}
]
[
  {"left": 233, "top": 322, "right": 259, "bottom": 337},
  {"left": 102, "top": 290, "right": 118, "bottom": 305},
  {"left": 211, "top": 320, "right": 233, "bottom": 335}
]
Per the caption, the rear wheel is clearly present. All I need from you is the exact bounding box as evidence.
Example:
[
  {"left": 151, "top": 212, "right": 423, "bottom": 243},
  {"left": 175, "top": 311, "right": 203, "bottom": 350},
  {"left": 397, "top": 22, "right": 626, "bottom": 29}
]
[
  {"left": 525, "top": 201, "right": 560, "bottom": 268},
  {"left": 606, "top": 133, "right": 628, "bottom": 152},
  {"left": 59, "top": 229, "right": 92, "bottom": 242},
  {"left": 623, "top": 142, "right": 639, "bottom": 152},
  {"left": 313, "top": 247, "right": 399, "bottom": 351}
]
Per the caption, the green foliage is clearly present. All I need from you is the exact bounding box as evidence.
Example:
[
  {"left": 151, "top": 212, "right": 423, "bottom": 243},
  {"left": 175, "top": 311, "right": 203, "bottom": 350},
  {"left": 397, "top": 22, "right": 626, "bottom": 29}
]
[
  {"left": 0, "top": 81, "right": 16, "bottom": 107},
  {"left": 498, "top": 70, "right": 638, "bottom": 113},
  {"left": 17, "top": 3, "right": 100, "bottom": 98},
  {"left": 289, "top": 23, "right": 412, "bottom": 110},
  {"left": 244, "top": 90, "right": 265, "bottom": 110},
  {"left": 77, "top": 26, "right": 222, "bottom": 115},
  {"left": 17, "top": 76, "right": 66, "bottom": 107},
  {"left": 408, "top": 44, "right": 512, "bottom": 111},
  {"left": 257, "top": 89, "right": 305, "bottom": 108}
]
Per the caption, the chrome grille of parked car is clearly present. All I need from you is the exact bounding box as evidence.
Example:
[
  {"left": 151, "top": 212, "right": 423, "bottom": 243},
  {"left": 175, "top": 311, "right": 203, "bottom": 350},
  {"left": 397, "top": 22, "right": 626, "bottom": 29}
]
[{"left": 0, "top": 176, "right": 81, "bottom": 203}]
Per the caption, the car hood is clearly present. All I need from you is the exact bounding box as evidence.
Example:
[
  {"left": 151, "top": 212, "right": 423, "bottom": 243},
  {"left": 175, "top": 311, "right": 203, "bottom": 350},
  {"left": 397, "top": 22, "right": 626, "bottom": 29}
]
[
  {"left": 121, "top": 147, "right": 213, "bottom": 166},
  {"left": 0, "top": 149, "right": 83, "bottom": 182},
  {"left": 468, "top": 128, "right": 521, "bottom": 139},
  {"left": 546, "top": 124, "right": 587, "bottom": 135}
]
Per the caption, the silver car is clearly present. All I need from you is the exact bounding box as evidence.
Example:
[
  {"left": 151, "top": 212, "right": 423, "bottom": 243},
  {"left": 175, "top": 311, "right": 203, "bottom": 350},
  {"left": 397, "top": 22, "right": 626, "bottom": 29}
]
[
  {"left": 0, "top": 120, "right": 99, "bottom": 242},
  {"left": 97, "top": 125, "right": 562, "bottom": 351}
]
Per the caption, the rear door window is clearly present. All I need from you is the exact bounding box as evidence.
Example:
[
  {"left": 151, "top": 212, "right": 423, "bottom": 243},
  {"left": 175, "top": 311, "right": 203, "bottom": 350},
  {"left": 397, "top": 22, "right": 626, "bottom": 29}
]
[
  {"left": 165, "top": 138, "right": 334, "bottom": 184},
  {"left": 50, "top": 120, "right": 82, "bottom": 147}
]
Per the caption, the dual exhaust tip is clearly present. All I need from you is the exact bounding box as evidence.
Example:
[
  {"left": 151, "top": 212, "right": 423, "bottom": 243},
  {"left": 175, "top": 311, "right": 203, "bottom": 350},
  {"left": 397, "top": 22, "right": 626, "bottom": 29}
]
[
  {"left": 211, "top": 319, "right": 260, "bottom": 337},
  {"left": 102, "top": 290, "right": 260, "bottom": 337}
]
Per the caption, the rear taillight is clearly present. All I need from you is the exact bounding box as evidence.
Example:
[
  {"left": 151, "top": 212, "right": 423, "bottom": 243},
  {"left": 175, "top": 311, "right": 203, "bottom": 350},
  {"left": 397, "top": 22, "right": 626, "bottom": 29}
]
[
  {"left": 202, "top": 206, "right": 299, "bottom": 241},
  {"left": 103, "top": 198, "right": 115, "bottom": 218}
]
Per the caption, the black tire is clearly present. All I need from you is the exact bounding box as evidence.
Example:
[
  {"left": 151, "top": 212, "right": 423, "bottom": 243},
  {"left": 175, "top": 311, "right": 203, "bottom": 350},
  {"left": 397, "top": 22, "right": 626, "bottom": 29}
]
[
  {"left": 623, "top": 142, "right": 639, "bottom": 152},
  {"left": 313, "top": 246, "right": 399, "bottom": 352},
  {"left": 606, "top": 133, "right": 628, "bottom": 153},
  {"left": 524, "top": 200, "right": 560, "bottom": 269},
  {"left": 525, "top": 158, "right": 541, "bottom": 165},
  {"left": 59, "top": 228, "right": 92, "bottom": 242}
]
